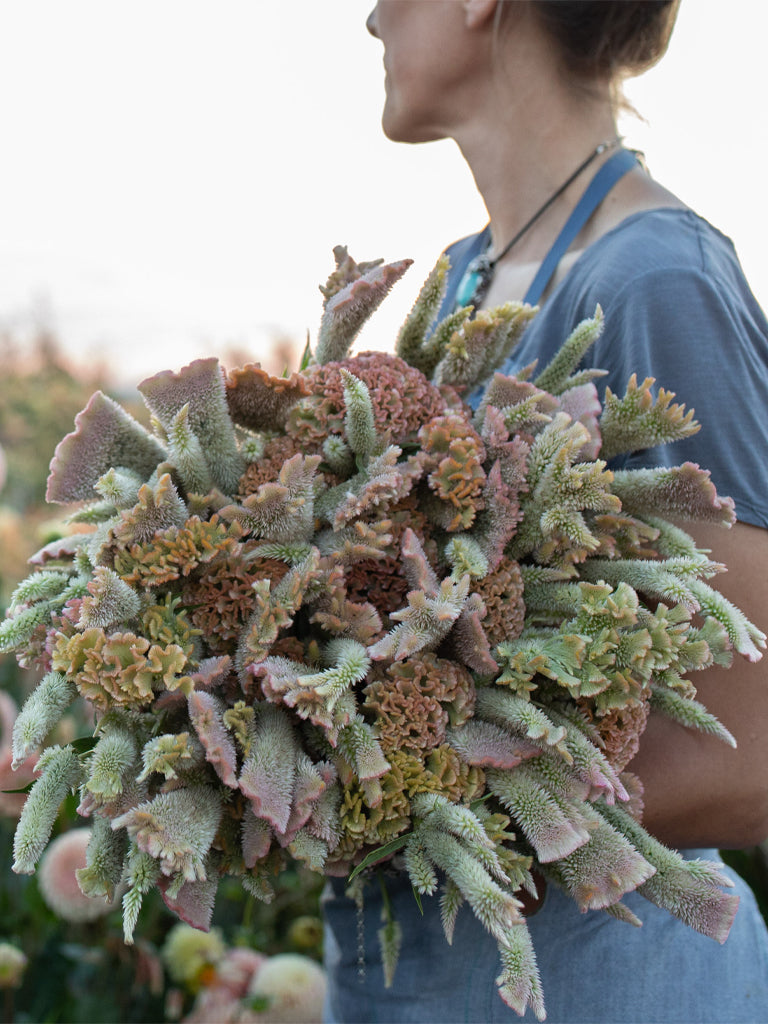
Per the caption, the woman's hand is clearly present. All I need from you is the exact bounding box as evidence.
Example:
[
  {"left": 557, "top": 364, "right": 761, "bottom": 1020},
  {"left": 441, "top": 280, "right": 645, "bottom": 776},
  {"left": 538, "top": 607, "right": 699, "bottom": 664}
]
[{"left": 629, "top": 520, "right": 768, "bottom": 850}]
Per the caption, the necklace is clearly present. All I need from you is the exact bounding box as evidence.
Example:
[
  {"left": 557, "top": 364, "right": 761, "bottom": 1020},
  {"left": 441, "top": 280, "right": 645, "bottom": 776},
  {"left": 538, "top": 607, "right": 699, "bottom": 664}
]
[{"left": 462, "top": 137, "right": 623, "bottom": 308}]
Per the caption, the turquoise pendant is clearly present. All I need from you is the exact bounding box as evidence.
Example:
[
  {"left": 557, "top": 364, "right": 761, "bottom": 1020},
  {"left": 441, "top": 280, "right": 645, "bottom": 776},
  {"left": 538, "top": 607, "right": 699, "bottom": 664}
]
[
  {"left": 455, "top": 269, "right": 482, "bottom": 309},
  {"left": 455, "top": 252, "right": 493, "bottom": 309}
]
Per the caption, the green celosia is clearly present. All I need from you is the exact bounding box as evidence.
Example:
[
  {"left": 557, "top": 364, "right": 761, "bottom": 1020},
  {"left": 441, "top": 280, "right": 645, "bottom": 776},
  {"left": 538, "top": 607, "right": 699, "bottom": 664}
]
[
  {"left": 13, "top": 745, "right": 83, "bottom": 874},
  {"left": 2, "top": 248, "right": 763, "bottom": 1020},
  {"left": 11, "top": 671, "right": 77, "bottom": 769},
  {"left": 76, "top": 813, "right": 128, "bottom": 900}
]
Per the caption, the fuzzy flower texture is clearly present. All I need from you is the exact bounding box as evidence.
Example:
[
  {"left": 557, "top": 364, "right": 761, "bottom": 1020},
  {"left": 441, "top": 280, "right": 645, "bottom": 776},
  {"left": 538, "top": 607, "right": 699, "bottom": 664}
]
[{"left": 2, "top": 246, "right": 765, "bottom": 1019}]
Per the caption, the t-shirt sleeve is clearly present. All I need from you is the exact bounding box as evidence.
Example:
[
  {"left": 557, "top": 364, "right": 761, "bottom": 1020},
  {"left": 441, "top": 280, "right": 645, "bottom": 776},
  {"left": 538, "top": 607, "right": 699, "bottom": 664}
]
[{"left": 591, "top": 265, "right": 768, "bottom": 528}]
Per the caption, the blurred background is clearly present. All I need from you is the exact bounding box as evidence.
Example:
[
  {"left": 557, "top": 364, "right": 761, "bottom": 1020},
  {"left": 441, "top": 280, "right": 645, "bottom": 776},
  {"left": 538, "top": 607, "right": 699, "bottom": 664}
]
[
  {"left": 1, "top": 0, "right": 767, "bottom": 386},
  {"left": 0, "top": 1, "right": 766, "bottom": 1020}
]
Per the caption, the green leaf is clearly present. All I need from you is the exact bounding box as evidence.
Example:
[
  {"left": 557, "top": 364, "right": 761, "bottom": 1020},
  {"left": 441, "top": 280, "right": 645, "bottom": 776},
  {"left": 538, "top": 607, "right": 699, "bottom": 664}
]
[
  {"left": 347, "top": 834, "right": 412, "bottom": 882},
  {"left": 71, "top": 736, "right": 99, "bottom": 756},
  {"left": 412, "top": 886, "right": 424, "bottom": 916}
]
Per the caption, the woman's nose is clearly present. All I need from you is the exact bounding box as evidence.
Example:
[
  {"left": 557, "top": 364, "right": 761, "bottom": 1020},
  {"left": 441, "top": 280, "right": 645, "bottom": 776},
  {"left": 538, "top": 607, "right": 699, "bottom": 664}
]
[{"left": 366, "top": 5, "right": 380, "bottom": 39}]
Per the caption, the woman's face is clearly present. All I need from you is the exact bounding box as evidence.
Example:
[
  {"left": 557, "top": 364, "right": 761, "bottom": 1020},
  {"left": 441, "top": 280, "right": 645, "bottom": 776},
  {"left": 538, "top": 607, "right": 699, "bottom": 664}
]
[{"left": 366, "top": 0, "right": 487, "bottom": 144}]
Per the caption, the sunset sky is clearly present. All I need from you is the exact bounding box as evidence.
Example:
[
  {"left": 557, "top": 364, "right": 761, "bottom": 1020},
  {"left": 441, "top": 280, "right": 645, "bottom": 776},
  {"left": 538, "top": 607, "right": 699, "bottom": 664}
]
[{"left": 1, "top": 0, "right": 766, "bottom": 384}]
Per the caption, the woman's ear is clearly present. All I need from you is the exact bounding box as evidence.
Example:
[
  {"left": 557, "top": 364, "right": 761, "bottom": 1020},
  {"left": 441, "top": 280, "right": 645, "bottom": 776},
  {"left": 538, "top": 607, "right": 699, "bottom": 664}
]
[{"left": 462, "top": 0, "right": 499, "bottom": 30}]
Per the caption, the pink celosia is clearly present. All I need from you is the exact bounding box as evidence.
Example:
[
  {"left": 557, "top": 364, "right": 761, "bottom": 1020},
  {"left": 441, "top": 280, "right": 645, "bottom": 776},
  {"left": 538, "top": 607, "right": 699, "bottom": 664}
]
[{"left": 38, "top": 828, "right": 119, "bottom": 922}]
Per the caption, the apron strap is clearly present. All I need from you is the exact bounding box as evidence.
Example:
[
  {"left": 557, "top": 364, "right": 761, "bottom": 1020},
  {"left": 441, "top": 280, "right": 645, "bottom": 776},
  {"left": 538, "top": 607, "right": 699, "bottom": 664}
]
[{"left": 523, "top": 147, "right": 640, "bottom": 306}]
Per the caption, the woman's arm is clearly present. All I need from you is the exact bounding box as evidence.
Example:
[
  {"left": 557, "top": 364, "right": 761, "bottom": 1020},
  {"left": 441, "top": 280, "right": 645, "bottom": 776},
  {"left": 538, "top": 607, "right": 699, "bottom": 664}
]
[{"left": 628, "top": 519, "right": 768, "bottom": 850}]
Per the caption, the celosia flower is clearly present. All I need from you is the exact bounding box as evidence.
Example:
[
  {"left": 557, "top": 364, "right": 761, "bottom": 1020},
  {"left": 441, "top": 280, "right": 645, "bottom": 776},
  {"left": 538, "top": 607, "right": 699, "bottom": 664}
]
[
  {"left": 472, "top": 556, "right": 526, "bottom": 649},
  {"left": 2, "top": 249, "right": 763, "bottom": 1021},
  {"left": 38, "top": 828, "right": 119, "bottom": 922},
  {"left": 287, "top": 351, "right": 447, "bottom": 449}
]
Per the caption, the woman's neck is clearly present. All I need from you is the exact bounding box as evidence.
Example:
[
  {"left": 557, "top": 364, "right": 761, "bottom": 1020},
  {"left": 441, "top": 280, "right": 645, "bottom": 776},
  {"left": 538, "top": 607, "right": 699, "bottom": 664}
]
[{"left": 455, "top": 98, "right": 620, "bottom": 265}]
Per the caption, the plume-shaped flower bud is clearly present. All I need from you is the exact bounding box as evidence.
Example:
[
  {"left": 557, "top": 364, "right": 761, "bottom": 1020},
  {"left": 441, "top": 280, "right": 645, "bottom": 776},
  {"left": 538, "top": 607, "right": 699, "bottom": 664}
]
[
  {"left": 95, "top": 467, "right": 144, "bottom": 509},
  {"left": 445, "top": 536, "right": 490, "bottom": 581},
  {"left": 76, "top": 814, "right": 128, "bottom": 900},
  {"left": 337, "top": 369, "right": 378, "bottom": 464},
  {"left": 476, "top": 690, "right": 568, "bottom": 753},
  {"left": 600, "top": 802, "right": 739, "bottom": 944},
  {"left": 533, "top": 306, "right": 604, "bottom": 395},
  {"left": 396, "top": 254, "right": 450, "bottom": 368},
  {"left": 0, "top": 602, "right": 60, "bottom": 656},
  {"left": 378, "top": 909, "right": 403, "bottom": 989},
  {"left": 9, "top": 570, "right": 71, "bottom": 613},
  {"left": 337, "top": 716, "right": 390, "bottom": 783},
  {"left": 165, "top": 403, "right": 213, "bottom": 495},
  {"left": 432, "top": 303, "right": 536, "bottom": 391},
  {"left": 78, "top": 566, "right": 141, "bottom": 631},
  {"left": 649, "top": 685, "right": 736, "bottom": 746},
  {"left": 13, "top": 745, "right": 83, "bottom": 874},
  {"left": 544, "top": 803, "right": 655, "bottom": 910},
  {"left": 496, "top": 924, "right": 545, "bottom": 1022},
  {"left": 439, "top": 877, "right": 464, "bottom": 944},
  {"left": 121, "top": 848, "right": 162, "bottom": 943},
  {"left": 85, "top": 723, "right": 139, "bottom": 802},
  {"left": 404, "top": 838, "right": 439, "bottom": 895},
  {"left": 368, "top": 573, "right": 470, "bottom": 662},
  {"left": 486, "top": 765, "right": 592, "bottom": 863},
  {"left": 686, "top": 578, "right": 766, "bottom": 662},
  {"left": 600, "top": 375, "right": 699, "bottom": 460},
  {"left": 12, "top": 671, "right": 77, "bottom": 770},
  {"left": 316, "top": 259, "right": 412, "bottom": 365},
  {"left": 417, "top": 824, "right": 523, "bottom": 941}
]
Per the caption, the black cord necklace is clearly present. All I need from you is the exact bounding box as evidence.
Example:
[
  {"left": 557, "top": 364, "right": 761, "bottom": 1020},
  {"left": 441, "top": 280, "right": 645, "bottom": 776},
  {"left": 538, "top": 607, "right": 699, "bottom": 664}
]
[{"left": 462, "top": 137, "right": 623, "bottom": 308}]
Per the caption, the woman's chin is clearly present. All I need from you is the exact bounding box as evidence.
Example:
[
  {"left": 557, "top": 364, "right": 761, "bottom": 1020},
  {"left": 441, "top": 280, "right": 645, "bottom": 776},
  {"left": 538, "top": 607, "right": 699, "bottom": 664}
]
[{"left": 381, "top": 109, "right": 446, "bottom": 145}]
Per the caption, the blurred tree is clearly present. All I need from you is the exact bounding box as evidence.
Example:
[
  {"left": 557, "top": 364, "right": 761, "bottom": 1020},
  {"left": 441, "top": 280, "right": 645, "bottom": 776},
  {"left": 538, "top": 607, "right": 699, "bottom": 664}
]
[{"left": 0, "top": 329, "right": 106, "bottom": 514}]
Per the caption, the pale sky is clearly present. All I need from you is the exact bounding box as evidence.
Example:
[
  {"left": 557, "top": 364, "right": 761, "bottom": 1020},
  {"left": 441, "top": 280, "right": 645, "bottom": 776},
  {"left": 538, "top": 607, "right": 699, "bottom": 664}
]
[{"left": 0, "top": 0, "right": 766, "bottom": 385}]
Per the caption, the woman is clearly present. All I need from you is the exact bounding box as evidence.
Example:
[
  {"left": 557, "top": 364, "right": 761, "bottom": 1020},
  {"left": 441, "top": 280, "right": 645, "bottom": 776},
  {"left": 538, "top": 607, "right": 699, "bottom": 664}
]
[{"left": 323, "top": 3, "right": 768, "bottom": 1021}]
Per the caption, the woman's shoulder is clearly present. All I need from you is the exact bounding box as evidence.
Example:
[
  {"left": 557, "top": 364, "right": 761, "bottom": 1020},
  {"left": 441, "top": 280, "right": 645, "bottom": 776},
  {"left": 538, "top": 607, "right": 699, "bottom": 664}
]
[{"left": 569, "top": 206, "right": 747, "bottom": 300}]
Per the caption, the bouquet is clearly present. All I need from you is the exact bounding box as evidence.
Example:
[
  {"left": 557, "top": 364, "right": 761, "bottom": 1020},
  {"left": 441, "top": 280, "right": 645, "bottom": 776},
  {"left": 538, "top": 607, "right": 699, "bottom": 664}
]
[{"left": 2, "top": 248, "right": 764, "bottom": 1019}]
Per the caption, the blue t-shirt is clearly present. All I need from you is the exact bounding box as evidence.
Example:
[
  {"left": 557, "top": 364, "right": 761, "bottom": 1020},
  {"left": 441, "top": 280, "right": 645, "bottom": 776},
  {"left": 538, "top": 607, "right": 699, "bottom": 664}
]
[
  {"left": 439, "top": 208, "right": 768, "bottom": 529},
  {"left": 324, "top": 209, "right": 768, "bottom": 1024}
]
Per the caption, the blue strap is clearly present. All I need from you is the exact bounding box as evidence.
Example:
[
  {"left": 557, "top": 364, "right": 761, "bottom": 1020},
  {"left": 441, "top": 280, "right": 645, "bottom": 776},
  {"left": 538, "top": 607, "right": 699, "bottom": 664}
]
[{"left": 523, "top": 147, "right": 639, "bottom": 306}]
